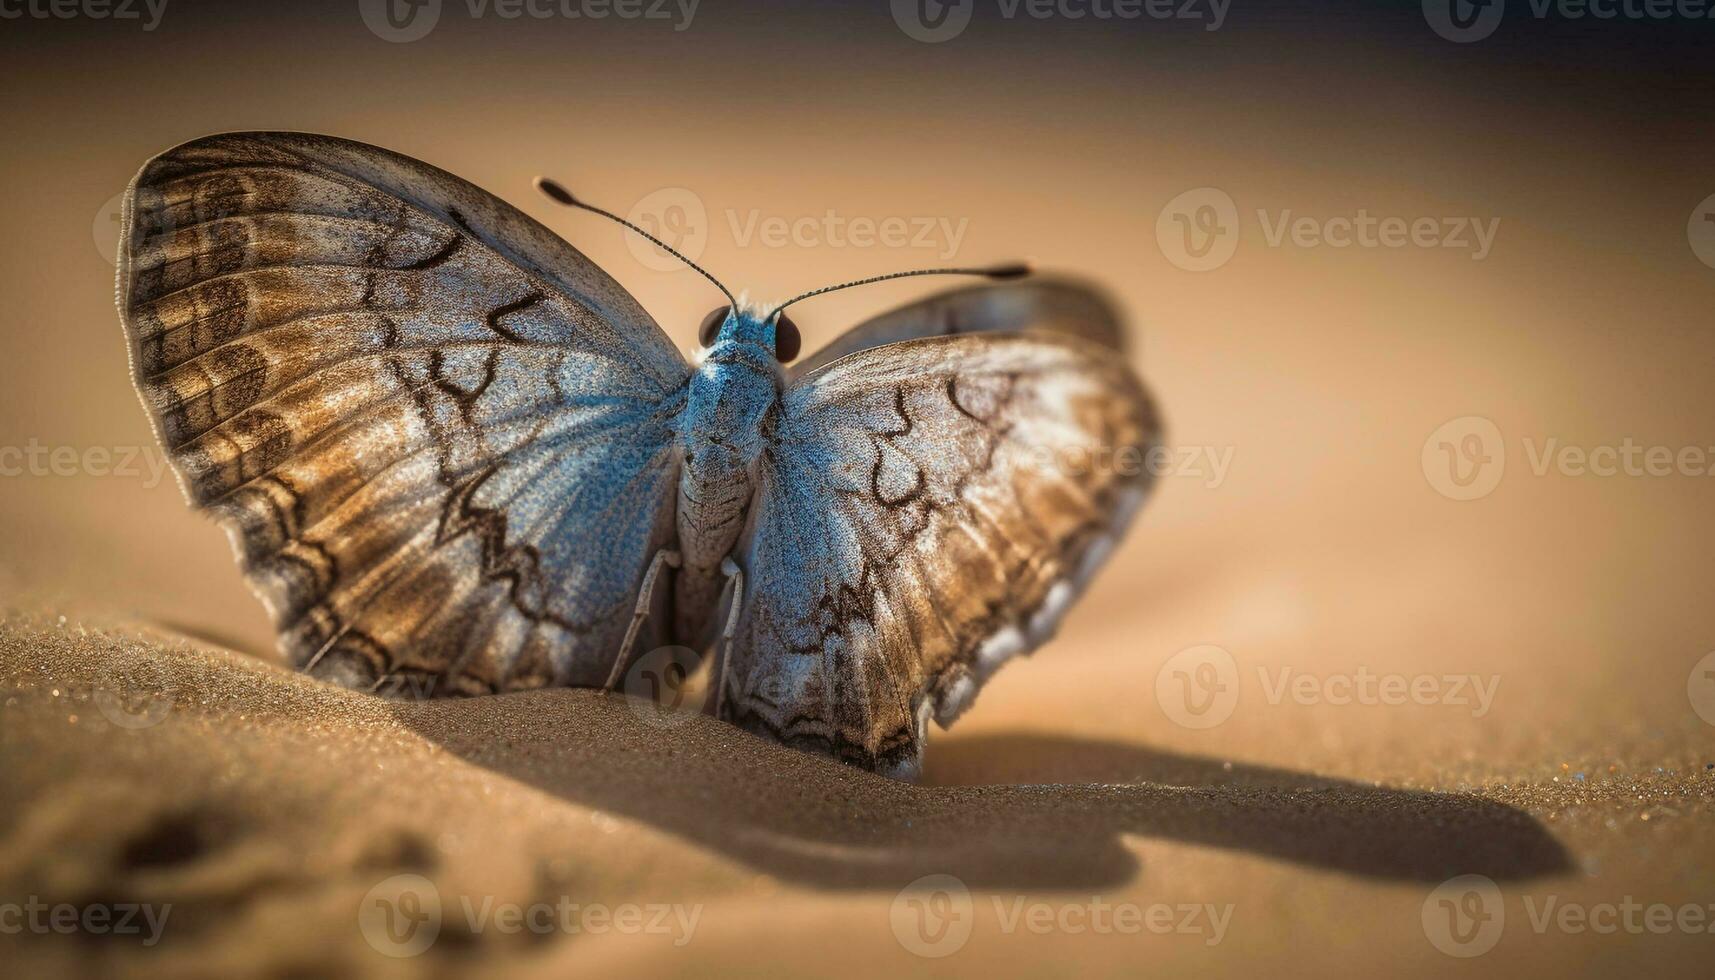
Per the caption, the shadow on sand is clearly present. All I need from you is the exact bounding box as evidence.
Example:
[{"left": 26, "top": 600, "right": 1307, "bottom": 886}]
[{"left": 391, "top": 689, "right": 1571, "bottom": 891}]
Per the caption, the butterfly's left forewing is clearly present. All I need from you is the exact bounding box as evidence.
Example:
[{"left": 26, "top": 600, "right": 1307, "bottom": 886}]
[
  {"left": 723, "top": 333, "right": 1159, "bottom": 779},
  {"left": 117, "top": 132, "right": 690, "bottom": 694}
]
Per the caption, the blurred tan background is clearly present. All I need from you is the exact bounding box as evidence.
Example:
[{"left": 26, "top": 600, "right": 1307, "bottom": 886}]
[{"left": 2, "top": 1, "right": 1713, "bottom": 976}]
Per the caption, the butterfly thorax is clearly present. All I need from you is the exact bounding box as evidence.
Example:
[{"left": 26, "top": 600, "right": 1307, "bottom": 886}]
[{"left": 673, "top": 310, "right": 782, "bottom": 643}]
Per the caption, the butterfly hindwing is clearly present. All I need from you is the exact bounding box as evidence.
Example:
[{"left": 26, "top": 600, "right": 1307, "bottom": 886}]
[
  {"left": 789, "top": 277, "right": 1127, "bottom": 378},
  {"left": 723, "top": 332, "right": 1160, "bottom": 779},
  {"left": 117, "top": 132, "right": 690, "bottom": 694}
]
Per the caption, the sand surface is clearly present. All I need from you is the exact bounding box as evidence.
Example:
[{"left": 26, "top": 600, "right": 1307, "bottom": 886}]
[{"left": 2, "top": 605, "right": 1710, "bottom": 978}]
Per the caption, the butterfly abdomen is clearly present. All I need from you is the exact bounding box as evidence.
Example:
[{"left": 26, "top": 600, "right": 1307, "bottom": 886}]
[{"left": 671, "top": 322, "right": 782, "bottom": 645}]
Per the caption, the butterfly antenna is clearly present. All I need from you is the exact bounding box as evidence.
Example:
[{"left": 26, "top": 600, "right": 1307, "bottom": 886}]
[
  {"left": 764, "top": 263, "right": 1031, "bottom": 321},
  {"left": 535, "top": 176, "right": 737, "bottom": 307}
]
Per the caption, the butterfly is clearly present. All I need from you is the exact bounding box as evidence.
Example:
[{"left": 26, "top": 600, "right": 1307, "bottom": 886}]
[{"left": 115, "top": 132, "right": 1160, "bottom": 779}]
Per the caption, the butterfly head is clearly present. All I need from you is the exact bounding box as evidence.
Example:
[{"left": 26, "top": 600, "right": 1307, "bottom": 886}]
[
  {"left": 680, "top": 303, "right": 786, "bottom": 500},
  {"left": 696, "top": 304, "right": 802, "bottom": 366}
]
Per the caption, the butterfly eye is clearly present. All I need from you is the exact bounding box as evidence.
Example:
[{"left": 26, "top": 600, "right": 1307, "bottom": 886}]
[
  {"left": 698, "top": 306, "right": 731, "bottom": 347},
  {"left": 773, "top": 314, "right": 802, "bottom": 363}
]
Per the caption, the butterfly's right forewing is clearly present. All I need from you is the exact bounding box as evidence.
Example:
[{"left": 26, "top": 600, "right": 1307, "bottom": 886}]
[{"left": 117, "top": 132, "right": 691, "bottom": 694}]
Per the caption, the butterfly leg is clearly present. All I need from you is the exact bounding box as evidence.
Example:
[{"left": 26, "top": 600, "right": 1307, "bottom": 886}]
[
  {"left": 603, "top": 548, "right": 682, "bottom": 690},
  {"left": 707, "top": 556, "right": 745, "bottom": 719}
]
